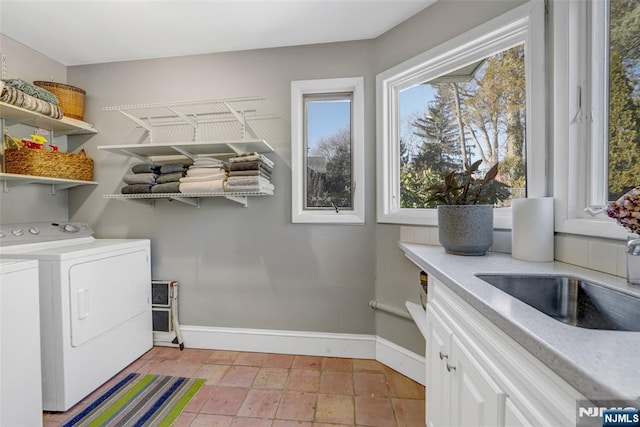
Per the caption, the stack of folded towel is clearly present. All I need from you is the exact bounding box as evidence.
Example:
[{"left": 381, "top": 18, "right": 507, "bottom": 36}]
[
  {"left": 179, "top": 157, "right": 228, "bottom": 193},
  {"left": 226, "top": 152, "right": 275, "bottom": 194},
  {"left": 121, "top": 163, "right": 161, "bottom": 194},
  {"left": 151, "top": 162, "right": 190, "bottom": 193}
]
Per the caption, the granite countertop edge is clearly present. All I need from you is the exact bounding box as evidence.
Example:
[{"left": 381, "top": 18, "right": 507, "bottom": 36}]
[{"left": 399, "top": 242, "right": 640, "bottom": 405}]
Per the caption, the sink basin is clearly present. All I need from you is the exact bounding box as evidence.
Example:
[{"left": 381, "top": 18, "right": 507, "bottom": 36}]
[{"left": 475, "top": 274, "right": 640, "bottom": 331}]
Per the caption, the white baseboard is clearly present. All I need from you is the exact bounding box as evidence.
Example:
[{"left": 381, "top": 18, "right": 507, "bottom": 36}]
[
  {"left": 180, "top": 325, "right": 425, "bottom": 385},
  {"left": 375, "top": 336, "right": 426, "bottom": 385}
]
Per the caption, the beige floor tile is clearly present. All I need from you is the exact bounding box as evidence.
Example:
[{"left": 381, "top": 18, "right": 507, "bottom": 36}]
[
  {"left": 354, "top": 372, "right": 390, "bottom": 397},
  {"left": 219, "top": 365, "right": 260, "bottom": 387},
  {"left": 292, "top": 355, "right": 323, "bottom": 370},
  {"left": 237, "top": 389, "right": 282, "bottom": 418},
  {"left": 319, "top": 370, "right": 354, "bottom": 395},
  {"left": 285, "top": 369, "right": 321, "bottom": 392},
  {"left": 275, "top": 391, "right": 317, "bottom": 421},
  {"left": 392, "top": 398, "right": 426, "bottom": 426},
  {"left": 253, "top": 367, "right": 289, "bottom": 389},
  {"left": 235, "top": 351, "right": 268, "bottom": 366},
  {"left": 196, "top": 364, "right": 231, "bottom": 385},
  {"left": 355, "top": 396, "right": 396, "bottom": 427},
  {"left": 262, "top": 353, "right": 295, "bottom": 368},
  {"left": 189, "top": 413, "right": 233, "bottom": 427},
  {"left": 200, "top": 386, "right": 249, "bottom": 415},
  {"left": 315, "top": 394, "right": 355, "bottom": 425},
  {"left": 322, "top": 357, "right": 353, "bottom": 372}
]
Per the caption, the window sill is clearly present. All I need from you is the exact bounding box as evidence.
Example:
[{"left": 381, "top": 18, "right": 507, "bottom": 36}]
[{"left": 555, "top": 217, "right": 629, "bottom": 241}]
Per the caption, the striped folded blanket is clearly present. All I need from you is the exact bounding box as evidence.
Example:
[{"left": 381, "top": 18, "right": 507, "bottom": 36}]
[{"left": 1, "top": 85, "right": 63, "bottom": 119}]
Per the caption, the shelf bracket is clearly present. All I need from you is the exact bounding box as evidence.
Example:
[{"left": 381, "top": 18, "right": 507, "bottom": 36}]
[
  {"left": 169, "top": 196, "right": 200, "bottom": 207},
  {"left": 223, "top": 102, "right": 259, "bottom": 140},
  {"left": 224, "top": 195, "right": 248, "bottom": 207},
  {"left": 118, "top": 110, "right": 152, "bottom": 143},
  {"left": 169, "top": 145, "right": 197, "bottom": 160},
  {"left": 119, "top": 149, "right": 152, "bottom": 163},
  {"left": 167, "top": 107, "right": 198, "bottom": 140}
]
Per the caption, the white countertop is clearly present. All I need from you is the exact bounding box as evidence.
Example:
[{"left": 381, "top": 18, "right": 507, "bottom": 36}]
[{"left": 399, "top": 242, "right": 640, "bottom": 405}]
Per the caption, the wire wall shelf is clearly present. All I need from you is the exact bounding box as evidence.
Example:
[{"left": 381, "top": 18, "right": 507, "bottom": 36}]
[{"left": 104, "top": 191, "right": 274, "bottom": 208}]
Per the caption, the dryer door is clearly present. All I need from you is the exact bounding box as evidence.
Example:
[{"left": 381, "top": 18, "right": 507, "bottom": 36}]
[{"left": 68, "top": 249, "right": 150, "bottom": 347}]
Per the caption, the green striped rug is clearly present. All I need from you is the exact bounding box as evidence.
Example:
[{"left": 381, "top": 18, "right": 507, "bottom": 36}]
[{"left": 62, "top": 373, "right": 205, "bottom": 427}]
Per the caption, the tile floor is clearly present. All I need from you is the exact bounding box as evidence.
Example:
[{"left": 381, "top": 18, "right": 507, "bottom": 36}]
[{"left": 43, "top": 346, "right": 425, "bottom": 426}]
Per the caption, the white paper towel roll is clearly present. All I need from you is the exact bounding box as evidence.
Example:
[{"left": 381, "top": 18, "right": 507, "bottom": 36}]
[{"left": 511, "top": 197, "right": 554, "bottom": 262}]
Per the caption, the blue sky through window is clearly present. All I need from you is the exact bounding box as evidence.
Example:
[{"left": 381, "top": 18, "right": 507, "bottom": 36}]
[{"left": 306, "top": 100, "right": 351, "bottom": 153}]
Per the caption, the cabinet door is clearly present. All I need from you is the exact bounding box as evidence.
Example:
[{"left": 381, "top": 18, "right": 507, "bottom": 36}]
[
  {"left": 426, "top": 307, "right": 453, "bottom": 427},
  {"left": 504, "top": 398, "right": 533, "bottom": 427},
  {"left": 449, "top": 335, "right": 506, "bottom": 427}
]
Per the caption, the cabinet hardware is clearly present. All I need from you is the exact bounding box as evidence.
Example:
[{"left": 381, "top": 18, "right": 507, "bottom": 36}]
[
  {"left": 439, "top": 351, "right": 448, "bottom": 360},
  {"left": 446, "top": 363, "right": 456, "bottom": 372}
]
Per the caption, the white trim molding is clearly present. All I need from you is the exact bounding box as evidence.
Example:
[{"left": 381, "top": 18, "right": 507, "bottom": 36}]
[
  {"left": 179, "top": 324, "right": 426, "bottom": 385},
  {"left": 291, "top": 77, "right": 365, "bottom": 224}
]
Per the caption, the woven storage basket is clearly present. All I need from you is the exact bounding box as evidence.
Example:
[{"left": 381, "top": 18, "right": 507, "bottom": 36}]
[
  {"left": 33, "top": 81, "right": 86, "bottom": 121},
  {"left": 4, "top": 147, "right": 93, "bottom": 181}
]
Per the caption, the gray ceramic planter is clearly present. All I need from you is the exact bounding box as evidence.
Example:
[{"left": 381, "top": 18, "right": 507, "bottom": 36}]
[{"left": 437, "top": 204, "right": 493, "bottom": 256}]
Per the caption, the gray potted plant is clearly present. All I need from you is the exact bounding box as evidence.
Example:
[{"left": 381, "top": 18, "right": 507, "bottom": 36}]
[{"left": 425, "top": 160, "right": 511, "bottom": 256}]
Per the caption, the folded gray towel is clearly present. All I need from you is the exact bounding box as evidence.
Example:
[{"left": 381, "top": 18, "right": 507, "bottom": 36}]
[
  {"left": 160, "top": 163, "right": 191, "bottom": 174},
  {"left": 151, "top": 182, "right": 181, "bottom": 193},
  {"left": 157, "top": 171, "right": 186, "bottom": 184},
  {"left": 132, "top": 163, "right": 161, "bottom": 174},
  {"left": 121, "top": 184, "right": 152, "bottom": 194},
  {"left": 123, "top": 173, "right": 158, "bottom": 185}
]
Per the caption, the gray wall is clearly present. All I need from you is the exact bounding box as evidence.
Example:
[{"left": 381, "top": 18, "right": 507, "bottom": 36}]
[
  {"left": 371, "top": 0, "right": 525, "bottom": 354},
  {"left": 67, "top": 41, "right": 378, "bottom": 334},
  {"left": 0, "top": 35, "right": 69, "bottom": 223},
  {"left": 1, "top": 0, "right": 524, "bottom": 355}
]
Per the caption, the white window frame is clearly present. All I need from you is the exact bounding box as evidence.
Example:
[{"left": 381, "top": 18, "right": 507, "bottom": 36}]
[
  {"left": 552, "top": 0, "right": 628, "bottom": 240},
  {"left": 376, "top": 1, "right": 546, "bottom": 228},
  {"left": 291, "top": 77, "right": 365, "bottom": 224}
]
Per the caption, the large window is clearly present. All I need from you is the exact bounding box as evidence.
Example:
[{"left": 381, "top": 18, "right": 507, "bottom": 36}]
[
  {"left": 554, "top": 0, "right": 640, "bottom": 239},
  {"left": 291, "top": 77, "right": 364, "bottom": 224},
  {"left": 399, "top": 45, "right": 527, "bottom": 209},
  {"left": 376, "top": 1, "right": 545, "bottom": 226}
]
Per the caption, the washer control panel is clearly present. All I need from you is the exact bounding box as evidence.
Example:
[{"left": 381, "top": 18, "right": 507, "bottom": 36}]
[{"left": 0, "top": 222, "right": 94, "bottom": 246}]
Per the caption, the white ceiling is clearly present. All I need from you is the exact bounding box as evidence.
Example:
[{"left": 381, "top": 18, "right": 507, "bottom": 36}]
[{"left": 0, "top": 0, "right": 434, "bottom": 66}]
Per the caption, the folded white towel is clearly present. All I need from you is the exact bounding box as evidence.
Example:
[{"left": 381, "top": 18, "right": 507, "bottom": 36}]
[
  {"left": 194, "top": 157, "right": 224, "bottom": 165},
  {"left": 180, "top": 180, "right": 226, "bottom": 193},
  {"left": 226, "top": 183, "right": 275, "bottom": 193},
  {"left": 187, "top": 167, "right": 226, "bottom": 176},
  {"left": 180, "top": 172, "right": 227, "bottom": 183},
  {"left": 227, "top": 176, "right": 271, "bottom": 187}
]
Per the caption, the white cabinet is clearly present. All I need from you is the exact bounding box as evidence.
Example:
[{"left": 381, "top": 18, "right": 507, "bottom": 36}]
[
  {"left": 424, "top": 276, "right": 583, "bottom": 427},
  {"left": 427, "top": 306, "right": 506, "bottom": 427},
  {"left": 0, "top": 101, "right": 98, "bottom": 191}
]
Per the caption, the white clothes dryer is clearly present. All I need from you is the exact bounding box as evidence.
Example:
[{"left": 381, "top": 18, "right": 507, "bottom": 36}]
[{"left": 0, "top": 222, "right": 152, "bottom": 412}]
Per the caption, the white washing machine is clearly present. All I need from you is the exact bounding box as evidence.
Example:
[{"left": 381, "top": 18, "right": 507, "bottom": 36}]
[
  {"left": 0, "top": 222, "right": 152, "bottom": 412},
  {"left": 0, "top": 258, "right": 42, "bottom": 426}
]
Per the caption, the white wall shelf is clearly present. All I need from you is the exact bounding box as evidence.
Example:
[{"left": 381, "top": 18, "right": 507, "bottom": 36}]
[
  {"left": 97, "top": 139, "right": 274, "bottom": 162},
  {"left": 0, "top": 172, "right": 98, "bottom": 193},
  {"left": 104, "top": 191, "right": 273, "bottom": 208},
  {"left": 1, "top": 100, "right": 98, "bottom": 191},
  {"left": 99, "top": 97, "right": 279, "bottom": 208},
  {"left": 0, "top": 102, "right": 97, "bottom": 136}
]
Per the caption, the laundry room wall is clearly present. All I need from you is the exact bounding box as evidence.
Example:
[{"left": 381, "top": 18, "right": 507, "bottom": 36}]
[
  {"left": 0, "top": 35, "right": 69, "bottom": 224},
  {"left": 67, "top": 41, "right": 379, "bottom": 336},
  {"left": 371, "top": 0, "right": 526, "bottom": 353}
]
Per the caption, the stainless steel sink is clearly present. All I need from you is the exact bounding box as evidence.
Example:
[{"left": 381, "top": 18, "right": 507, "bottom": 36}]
[{"left": 475, "top": 274, "right": 640, "bottom": 331}]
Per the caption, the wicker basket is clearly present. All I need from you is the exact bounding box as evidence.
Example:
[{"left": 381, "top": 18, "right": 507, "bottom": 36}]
[
  {"left": 4, "top": 147, "right": 93, "bottom": 181},
  {"left": 33, "top": 81, "right": 86, "bottom": 121}
]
